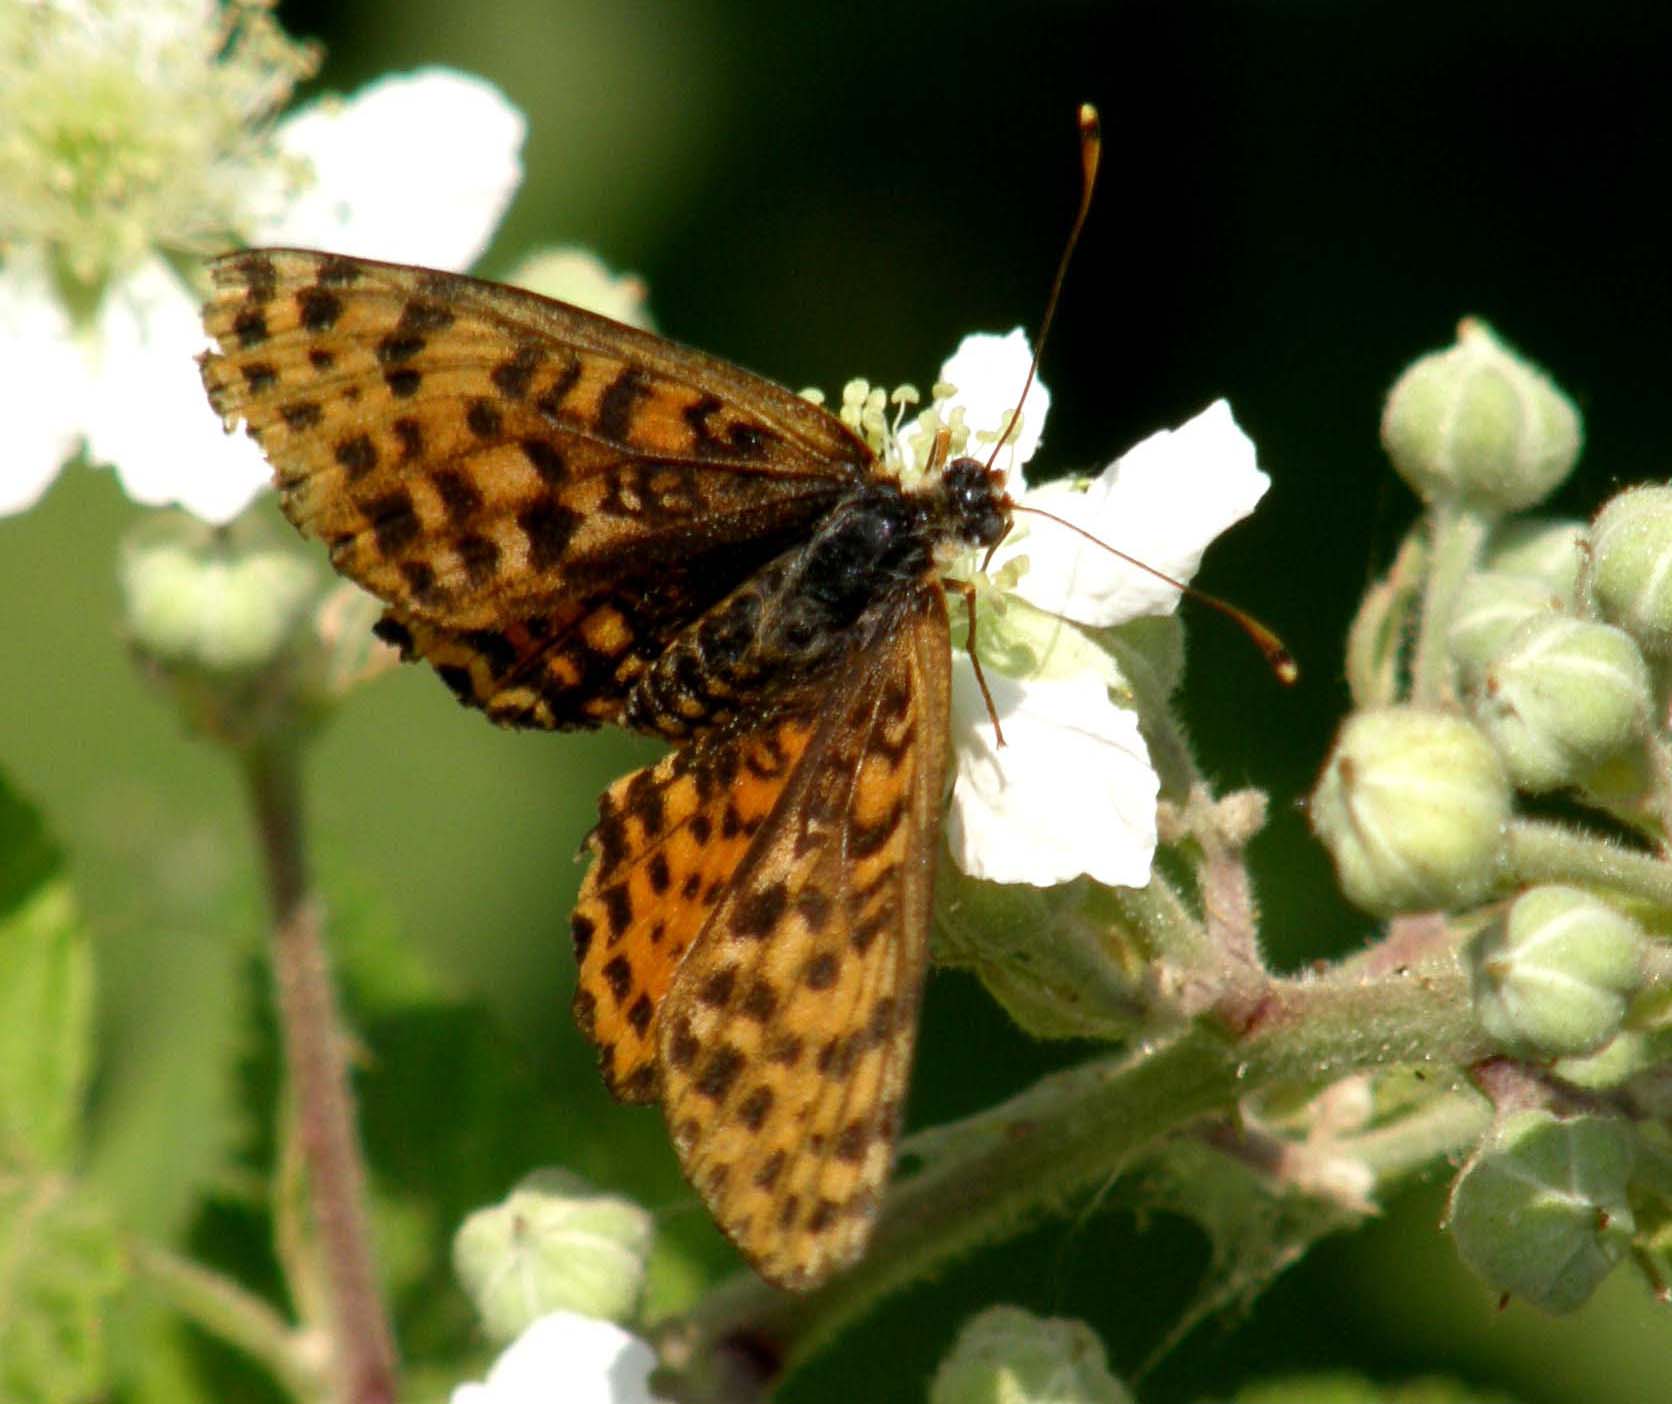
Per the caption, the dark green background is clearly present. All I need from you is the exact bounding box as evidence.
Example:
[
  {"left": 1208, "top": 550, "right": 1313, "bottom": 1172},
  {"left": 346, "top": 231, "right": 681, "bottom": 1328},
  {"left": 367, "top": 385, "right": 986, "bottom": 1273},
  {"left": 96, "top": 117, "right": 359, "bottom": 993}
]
[{"left": 6, "top": 1, "right": 1670, "bottom": 1399}]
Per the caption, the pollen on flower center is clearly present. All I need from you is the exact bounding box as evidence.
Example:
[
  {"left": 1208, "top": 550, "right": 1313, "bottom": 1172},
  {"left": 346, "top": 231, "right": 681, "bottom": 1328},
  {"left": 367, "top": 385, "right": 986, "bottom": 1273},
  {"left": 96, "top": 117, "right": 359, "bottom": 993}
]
[{"left": 0, "top": 0, "right": 318, "bottom": 287}]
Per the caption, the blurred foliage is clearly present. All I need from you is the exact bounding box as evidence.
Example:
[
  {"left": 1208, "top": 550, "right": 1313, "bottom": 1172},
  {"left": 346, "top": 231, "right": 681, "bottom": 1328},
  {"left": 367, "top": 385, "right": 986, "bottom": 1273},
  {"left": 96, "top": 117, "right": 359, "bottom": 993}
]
[{"left": 5, "top": 1, "right": 1672, "bottom": 1400}]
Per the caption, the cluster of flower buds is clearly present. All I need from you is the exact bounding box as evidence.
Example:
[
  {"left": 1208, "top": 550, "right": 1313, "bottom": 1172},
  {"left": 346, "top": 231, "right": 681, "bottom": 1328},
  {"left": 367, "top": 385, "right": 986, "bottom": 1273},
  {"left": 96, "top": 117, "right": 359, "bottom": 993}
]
[
  {"left": 120, "top": 510, "right": 393, "bottom": 747},
  {"left": 1308, "top": 321, "right": 1669, "bottom": 1312}
]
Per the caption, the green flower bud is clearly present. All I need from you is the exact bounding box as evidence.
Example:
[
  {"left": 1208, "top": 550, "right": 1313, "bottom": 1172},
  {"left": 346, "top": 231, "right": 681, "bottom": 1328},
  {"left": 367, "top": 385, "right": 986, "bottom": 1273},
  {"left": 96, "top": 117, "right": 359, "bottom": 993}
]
[
  {"left": 1470, "top": 886, "right": 1645, "bottom": 1058},
  {"left": 1445, "top": 1109, "right": 1635, "bottom": 1313},
  {"left": 1381, "top": 320, "right": 1581, "bottom": 514},
  {"left": 935, "top": 867, "right": 1145, "bottom": 1042},
  {"left": 1447, "top": 571, "right": 1565, "bottom": 688},
  {"left": 1474, "top": 617, "right": 1651, "bottom": 792},
  {"left": 120, "top": 512, "right": 316, "bottom": 675},
  {"left": 1484, "top": 517, "right": 1587, "bottom": 601},
  {"left": 1590, "top": 485, "right": 1672, "bottom": 656},
  {"left": 930, "top": 1306, "right": 1133, "bottom": 1404},
  {"left": 1310, "top": 707, "right": 1511, "bottom": 915},
  {"left": 452, "top": 1169, "right": 653, "bottom": 1341},
  {"left": 1556, "top": 1030, "right": 1654, "bottom": 1091}
]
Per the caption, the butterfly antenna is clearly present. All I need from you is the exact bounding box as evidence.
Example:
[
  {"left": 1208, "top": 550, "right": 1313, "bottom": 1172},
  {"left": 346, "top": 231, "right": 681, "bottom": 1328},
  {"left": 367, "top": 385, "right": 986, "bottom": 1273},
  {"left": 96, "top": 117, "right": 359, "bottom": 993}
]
[
  {"left": 1011, "top": 500, "right": 1299, "bottom": 683},
  {"left": 984, "top": 103, "right": 1103, "bottom": 478}
]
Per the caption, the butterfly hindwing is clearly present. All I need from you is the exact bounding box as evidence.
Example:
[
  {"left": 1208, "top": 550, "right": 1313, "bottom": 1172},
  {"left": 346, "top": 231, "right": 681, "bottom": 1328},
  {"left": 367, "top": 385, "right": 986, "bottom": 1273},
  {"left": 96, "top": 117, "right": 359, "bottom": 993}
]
[
  {"left": 571, "top": 713, "right": 819, "bottom": 1103},
  {"left": 199, "top": 248, "right": 872, "bottom": 731},
  {"left": 655, "top": 589, "right": 952, "bottom": 1289}
]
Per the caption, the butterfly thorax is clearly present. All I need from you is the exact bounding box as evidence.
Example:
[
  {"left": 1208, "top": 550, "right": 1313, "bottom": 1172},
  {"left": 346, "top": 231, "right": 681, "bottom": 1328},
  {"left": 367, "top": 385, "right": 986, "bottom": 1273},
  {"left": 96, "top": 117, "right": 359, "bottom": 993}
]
[{"left": 622, "top": 460, "right": 1008, "bottom": 740}]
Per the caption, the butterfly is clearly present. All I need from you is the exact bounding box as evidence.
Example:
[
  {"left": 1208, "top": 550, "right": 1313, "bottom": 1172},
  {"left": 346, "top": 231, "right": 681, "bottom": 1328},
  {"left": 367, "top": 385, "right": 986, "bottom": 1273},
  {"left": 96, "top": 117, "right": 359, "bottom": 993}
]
[{"left": 198, "top": 247, "right": 1021, "bottom": 1290}]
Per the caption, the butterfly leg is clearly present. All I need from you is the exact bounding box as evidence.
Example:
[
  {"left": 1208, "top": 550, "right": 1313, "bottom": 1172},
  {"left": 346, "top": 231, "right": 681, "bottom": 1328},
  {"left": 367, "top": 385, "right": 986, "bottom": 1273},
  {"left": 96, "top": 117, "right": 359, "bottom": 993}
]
[{"left": 951, "top": 578, "right": 1006, "bottom": 747}]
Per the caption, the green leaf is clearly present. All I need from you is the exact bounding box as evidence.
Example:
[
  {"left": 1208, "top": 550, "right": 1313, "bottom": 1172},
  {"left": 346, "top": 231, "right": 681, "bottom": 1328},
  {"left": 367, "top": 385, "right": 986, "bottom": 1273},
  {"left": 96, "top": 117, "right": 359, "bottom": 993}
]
[
  {"left": 358, "top": 1001, "right": 583, "bottom": 1359},
  {"left": 0, "top": 882, "right": 92, "bottom": 1171},
  {"left": 80, "top": 902, "right": 254, "bottom": 1242},
  {"left": 0, "top": 770, "right": 62, "bottom": 924},
  {"left": 0, "top": 1175, "right": 126, "bottom": 1404},
  {"left": 1225, "top": 1373, "right": 1525, "bottom": 1404}
]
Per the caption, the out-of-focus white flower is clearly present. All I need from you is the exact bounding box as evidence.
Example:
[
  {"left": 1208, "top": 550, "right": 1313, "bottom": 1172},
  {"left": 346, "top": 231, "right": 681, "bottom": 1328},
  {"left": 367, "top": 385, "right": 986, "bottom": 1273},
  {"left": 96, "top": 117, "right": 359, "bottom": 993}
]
[
  {"left": 875, "top": 330, "right": 1269, "bottom": 889},
  {"left": 0, "top": 1, "right": 524, "bottom": 521},
  {"left": 451, "top": 1311, "right": 666, "bottom": 1404},
  {"left": 503, "top": 247, "right": 655, "bottom": 330}
]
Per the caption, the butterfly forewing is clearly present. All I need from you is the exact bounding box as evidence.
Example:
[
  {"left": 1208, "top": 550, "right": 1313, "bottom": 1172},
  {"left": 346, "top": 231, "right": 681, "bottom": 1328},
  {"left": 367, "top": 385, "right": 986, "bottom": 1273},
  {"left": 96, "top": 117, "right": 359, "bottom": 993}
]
[
  {"left": 654, "top": 593, "right": 951, "bottom": 1289},
  {"left": 200, "top": 249, "right": 873, "bottom": 732}
]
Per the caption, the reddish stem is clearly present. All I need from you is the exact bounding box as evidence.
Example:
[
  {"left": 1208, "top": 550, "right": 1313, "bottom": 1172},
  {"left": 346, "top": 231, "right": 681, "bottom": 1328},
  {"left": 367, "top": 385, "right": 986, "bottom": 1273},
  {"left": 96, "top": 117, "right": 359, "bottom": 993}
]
[{"left": 243, "top": 739, "right": 399, "bottom": 1404}]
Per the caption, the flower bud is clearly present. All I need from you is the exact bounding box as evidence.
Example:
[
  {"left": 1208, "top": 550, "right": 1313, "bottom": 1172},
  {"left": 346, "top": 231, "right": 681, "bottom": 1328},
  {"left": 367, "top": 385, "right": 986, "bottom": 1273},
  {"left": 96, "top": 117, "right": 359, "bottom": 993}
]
[
  {"left": 1310, "top": 707, "right": 1511, "bottom": 915},
  {"left": 1381, "top": 320, "right": 1581, "bottom": 514},
  {"left": 1474, "top": 617, "right": 1650, "bottom": 792},
  {"left": 1470, "top": 886, "right": 1644, "bottom": 1059},
  {"left": 1556, "top": 1030, "right": 1653, "bottom": 1091},
  {"left": 452, "top": 1169, "right": 653, "bottom": 1341},
  {"left": 1445, "top": 1109, "right": 1635, "bottom": 1313},
  {"left": 1590, "top": 485, "right": 1672, "bottom": 656},
  {"left": 1447, "top": 571, "right": 1565, "bottom": 688},
  {"left": 930, "top": 1306, "right": 1133, "bottom": 1404},
  {"left": 1484, "top": 517, "right": 1587, "bottom": 601},
  {"left": 935, "top": 866, "right": 1145, "bottom": 1042},
  {"left": 120, "top": 513, "right": 316, "bottom": 675}
]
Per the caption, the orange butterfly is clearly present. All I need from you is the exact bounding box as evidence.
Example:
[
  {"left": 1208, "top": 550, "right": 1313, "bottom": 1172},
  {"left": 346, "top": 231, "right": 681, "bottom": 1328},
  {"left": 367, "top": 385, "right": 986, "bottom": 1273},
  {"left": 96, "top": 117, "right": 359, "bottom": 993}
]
[{"left": 199, "top": 243, "right": 1031, "bottom": 1288}]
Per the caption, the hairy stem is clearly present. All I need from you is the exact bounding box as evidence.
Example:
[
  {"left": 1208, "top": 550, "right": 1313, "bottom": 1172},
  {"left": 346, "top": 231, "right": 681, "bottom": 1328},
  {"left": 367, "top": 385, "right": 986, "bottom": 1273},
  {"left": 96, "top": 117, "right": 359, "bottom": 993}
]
[
  {"left": 129, "top": 1238, "right": 327, "bottom": 1402},
  {"left": 1410, "top": 503, "right": 1491, "bottom": 706},
  {"left": 241, "top": 739, "right": 398, "bottom": 1404},
  {"left": 1506, "top": 818, "right": 1672, "bottom": 907},
  {"left": 655, "top": 961, "right": 1492, "bottom": 1396}
]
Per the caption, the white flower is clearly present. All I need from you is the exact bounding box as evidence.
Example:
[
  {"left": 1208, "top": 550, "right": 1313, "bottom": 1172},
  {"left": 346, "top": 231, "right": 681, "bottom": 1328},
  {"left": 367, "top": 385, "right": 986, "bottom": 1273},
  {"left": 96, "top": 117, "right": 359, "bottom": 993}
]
[
  {"left": 502, "top": 247, "right": 656, "bottom": 330},
  {"left": 451, "top": 1311, "right": 666, "bottom": 1404},
  {"left": 890, "top": 331, "right": 1270, "bottom": 889},
  {"left": 0, "top": 1, "right": 524, "bottom": 521}
]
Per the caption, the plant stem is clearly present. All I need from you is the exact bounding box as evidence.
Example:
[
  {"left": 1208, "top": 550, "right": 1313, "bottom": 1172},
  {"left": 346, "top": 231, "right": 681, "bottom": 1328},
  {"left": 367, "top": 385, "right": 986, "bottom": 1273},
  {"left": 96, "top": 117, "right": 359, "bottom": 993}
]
[
  {"left": 1506, "top": 818, "right": 1672, "bottom": 907},
  {"left": 129, "top": 1238, "right": 327, "bottom": 1402},
  {"left": 1113, "top": 871, "right": 1209, "bottom": 971},
  {"left": 241, "top": 738, "right": 398, "bottom": 1404},
  {"left": 1346, "top": 1091, "right": 1490, "bottom": 1180},
  {"left": 655, "top": 962, "right": 1493, "bottom": 1396},
  {"left": 1410, "top": 502, "right": 1491, "bottom": 706}
]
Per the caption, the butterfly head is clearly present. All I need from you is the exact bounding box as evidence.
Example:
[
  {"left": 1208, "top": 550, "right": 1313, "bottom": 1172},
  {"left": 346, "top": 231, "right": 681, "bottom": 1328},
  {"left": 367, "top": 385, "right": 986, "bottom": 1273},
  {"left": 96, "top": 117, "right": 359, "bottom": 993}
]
[{"left": 932, "top": 454, "right": 1013, "bottom": 556}]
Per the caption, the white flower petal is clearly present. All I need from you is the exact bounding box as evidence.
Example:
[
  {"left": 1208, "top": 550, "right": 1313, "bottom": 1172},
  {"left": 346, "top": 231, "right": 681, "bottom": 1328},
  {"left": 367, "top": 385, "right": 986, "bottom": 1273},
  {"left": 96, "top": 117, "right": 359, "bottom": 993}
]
[
  {"left": 78, "top": 258, "right": 270, "bottom": 521},
  {"left": 948, "top": 659, "right": 1158, "bottom": 888},
  {"left": 937, "top": 328, "right": 1050, "bottom": 472},
  {"left": 262, "top": 68, "right": 525, "bottom": 270},
  {"left": 450, "top": 1311, "right": 663, "bottom": 1404},
  {"left": 1002, "top": 400, "right": 1267, "bottom": 627},
  {"left": 0, "top": 256, "right": 87, "bottom": 514}
]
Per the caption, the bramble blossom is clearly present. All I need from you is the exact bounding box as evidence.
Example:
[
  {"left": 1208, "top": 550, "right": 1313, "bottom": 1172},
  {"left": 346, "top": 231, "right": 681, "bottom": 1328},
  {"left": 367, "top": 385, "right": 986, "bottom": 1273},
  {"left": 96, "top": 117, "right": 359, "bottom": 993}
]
[
  {"left": 451, "top": 1311, "right": 666, "bottom": 1404},
  {"left": 0, "top": 1, "right": 524, "bottom": 521},
  {"left": 874, "top": 330, "right": 1270, "bottom": 889}
]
